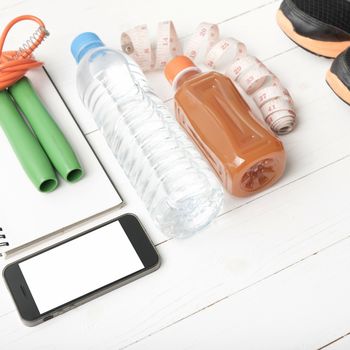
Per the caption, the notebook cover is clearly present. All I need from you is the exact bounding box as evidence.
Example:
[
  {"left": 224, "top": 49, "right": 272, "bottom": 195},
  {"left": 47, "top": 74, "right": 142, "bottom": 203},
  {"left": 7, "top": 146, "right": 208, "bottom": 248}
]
[{"left": 0, "top": 67, "right": 123, "bottom": 256}]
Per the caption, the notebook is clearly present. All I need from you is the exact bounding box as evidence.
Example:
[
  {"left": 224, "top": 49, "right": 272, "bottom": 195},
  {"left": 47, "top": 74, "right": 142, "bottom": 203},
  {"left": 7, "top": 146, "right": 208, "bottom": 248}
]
[{"left": 0, "top": 68, "right": 123, "bottom": 257}]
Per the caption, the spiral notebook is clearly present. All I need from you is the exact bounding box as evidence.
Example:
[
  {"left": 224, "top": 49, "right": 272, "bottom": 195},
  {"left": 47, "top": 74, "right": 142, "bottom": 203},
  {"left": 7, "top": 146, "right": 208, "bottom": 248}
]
[{"left": 0, "top": 68, "right": 123, "bottom": 257}]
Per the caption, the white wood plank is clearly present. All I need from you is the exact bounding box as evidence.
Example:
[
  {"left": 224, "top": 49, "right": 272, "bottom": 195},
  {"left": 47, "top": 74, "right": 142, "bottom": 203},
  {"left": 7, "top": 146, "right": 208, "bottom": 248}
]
[
  {"left": 2, "top": 1, "right": 350, "bottom": 349},
  {"left": 322, "top": 334, "right": 350, "bottom": 350},
  {"left": 0, "top": 0, "right": 30, "bottom": 12},
  {"left": 219, "top": 0, "right": 294, "bottom": 60},
  {"left": 2, "top": 156, "right": 350, "bottom": 349},
  {"left": 125, "top": 236, "right": 350, "bottom": 350}
]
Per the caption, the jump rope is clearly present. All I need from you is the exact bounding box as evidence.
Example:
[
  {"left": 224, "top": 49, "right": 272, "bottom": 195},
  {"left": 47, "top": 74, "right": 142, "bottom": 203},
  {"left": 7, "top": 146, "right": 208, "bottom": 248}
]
[{"left": 0, "top": 15, "right": 82, "bottom": 193}]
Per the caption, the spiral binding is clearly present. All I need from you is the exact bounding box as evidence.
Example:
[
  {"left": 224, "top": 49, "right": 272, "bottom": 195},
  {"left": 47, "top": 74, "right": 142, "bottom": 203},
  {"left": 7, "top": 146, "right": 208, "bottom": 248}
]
[
  {"left": 14, "top": 26, "right": 49, "bottom": 60},
  {"left": 0, "top": 227, "right": 9, "bottom": 257}
]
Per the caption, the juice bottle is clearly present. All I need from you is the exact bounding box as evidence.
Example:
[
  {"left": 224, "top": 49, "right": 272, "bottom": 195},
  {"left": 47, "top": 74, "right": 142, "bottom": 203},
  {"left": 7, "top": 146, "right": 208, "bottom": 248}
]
[{"left": 164, "top": 56, "right": 286, "bottom": 197}]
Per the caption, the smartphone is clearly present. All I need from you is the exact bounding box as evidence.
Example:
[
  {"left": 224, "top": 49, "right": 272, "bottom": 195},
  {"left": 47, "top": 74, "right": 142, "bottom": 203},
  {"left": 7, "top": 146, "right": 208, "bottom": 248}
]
[{"left": 3, "top": 214, "right": 160, "bottom": 326}]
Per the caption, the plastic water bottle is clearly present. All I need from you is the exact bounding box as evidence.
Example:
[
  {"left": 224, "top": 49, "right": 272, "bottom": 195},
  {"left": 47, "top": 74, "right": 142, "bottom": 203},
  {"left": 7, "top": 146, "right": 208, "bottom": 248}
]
[{"left": 71, "top": 32, "right": 223, "bottom": 238}]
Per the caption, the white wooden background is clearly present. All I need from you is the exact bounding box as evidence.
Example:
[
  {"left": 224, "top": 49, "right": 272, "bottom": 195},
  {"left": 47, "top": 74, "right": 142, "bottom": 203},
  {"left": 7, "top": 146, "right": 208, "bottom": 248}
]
[{"left": 1, "top": 0, "right": 350, "bottom": 349}]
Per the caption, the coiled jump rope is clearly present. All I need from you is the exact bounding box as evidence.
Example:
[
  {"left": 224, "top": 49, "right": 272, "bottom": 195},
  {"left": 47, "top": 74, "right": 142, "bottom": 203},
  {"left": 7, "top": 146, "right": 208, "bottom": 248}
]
[{"left": 0, "top": 15, "right": 83, "bottom": 192}]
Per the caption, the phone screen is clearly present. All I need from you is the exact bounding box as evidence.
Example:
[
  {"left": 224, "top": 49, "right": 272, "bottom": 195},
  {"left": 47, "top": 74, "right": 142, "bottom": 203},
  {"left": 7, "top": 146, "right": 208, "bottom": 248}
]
[{"left": 18, "top": 221, "right": 144, "bottom": 314}]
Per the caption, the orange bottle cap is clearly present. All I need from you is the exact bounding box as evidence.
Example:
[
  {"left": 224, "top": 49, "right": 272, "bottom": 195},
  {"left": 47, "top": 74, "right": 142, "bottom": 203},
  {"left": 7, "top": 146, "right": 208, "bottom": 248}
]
[{"left": 164, "top": 56, "right": 199, "bottom": 86}]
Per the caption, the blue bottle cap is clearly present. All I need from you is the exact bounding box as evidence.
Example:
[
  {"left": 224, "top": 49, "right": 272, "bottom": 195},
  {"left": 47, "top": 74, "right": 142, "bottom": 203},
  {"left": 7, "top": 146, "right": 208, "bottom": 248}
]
[{"left": 71, "top": 32, "right": 104, "bottom": 63}]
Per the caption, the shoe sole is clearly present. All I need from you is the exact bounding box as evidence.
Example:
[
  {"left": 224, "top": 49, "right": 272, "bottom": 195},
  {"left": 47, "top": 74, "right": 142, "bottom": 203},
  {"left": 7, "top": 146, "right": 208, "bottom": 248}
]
[
  {"left": 326, "top": 70, "right": 350, "bottom": 105},
  {"left": 276, "top": 9, "right": 350, "bottom": 58}
]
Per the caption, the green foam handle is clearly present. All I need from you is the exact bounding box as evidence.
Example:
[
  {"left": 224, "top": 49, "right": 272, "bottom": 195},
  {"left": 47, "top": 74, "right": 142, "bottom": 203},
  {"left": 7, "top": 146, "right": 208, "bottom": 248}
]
[
  {"left": 9, "top": 77, "right": 84, "bottom": 183},
  {"left": 0, "top": 90, "right": 58, "bottom": 192}
]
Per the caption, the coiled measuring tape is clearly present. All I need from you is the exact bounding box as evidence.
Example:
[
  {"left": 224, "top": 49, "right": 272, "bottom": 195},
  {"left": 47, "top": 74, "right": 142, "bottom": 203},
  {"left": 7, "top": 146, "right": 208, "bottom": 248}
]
[{"left": 121, "top": 21, "right": 296, "bottom": 135}]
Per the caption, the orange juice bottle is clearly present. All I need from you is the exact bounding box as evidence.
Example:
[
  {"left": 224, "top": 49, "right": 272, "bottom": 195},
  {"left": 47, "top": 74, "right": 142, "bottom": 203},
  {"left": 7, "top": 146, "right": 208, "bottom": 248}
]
[{"left": 164, "top": 56, "right": 286, "bottom": 197}]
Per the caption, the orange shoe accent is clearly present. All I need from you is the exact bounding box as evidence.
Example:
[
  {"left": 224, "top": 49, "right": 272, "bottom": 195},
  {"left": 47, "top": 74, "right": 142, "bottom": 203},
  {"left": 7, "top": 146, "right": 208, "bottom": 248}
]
[
  {"left": 276, "top": 10, "right": 350, "bottom": 58},
  {"left": 326, "top": 70, "right": 350, "bottom": 105}
]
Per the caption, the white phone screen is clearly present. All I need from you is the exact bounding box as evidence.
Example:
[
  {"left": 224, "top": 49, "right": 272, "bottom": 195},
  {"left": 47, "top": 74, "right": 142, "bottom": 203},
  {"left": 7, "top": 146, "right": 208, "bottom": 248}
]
[{"left": 19, "top": 221, "right": 144, "bottom": 314}]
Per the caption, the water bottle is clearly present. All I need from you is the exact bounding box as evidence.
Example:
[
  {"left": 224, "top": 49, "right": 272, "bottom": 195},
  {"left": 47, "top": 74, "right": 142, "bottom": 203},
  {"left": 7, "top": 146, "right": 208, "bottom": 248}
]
[{"left": 70, "top": 32, "right": 223, "bottom": 238}]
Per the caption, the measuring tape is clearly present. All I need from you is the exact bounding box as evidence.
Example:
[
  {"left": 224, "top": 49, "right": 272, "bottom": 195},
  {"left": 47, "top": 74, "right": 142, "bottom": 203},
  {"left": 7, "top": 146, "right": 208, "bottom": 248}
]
[{"left": 121, "top": 21, "right": 296, "bottom": 135}]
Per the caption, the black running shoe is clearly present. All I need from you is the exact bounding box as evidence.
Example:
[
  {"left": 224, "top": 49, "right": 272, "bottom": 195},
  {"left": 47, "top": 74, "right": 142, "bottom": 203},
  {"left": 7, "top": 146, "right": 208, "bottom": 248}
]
[
  {"left": 277, "top": 0, "right": 350, "bottom": 58},
  {"left": 326, "top": 47, "right": 350, "bottom": 104}
]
